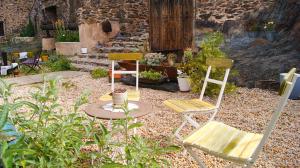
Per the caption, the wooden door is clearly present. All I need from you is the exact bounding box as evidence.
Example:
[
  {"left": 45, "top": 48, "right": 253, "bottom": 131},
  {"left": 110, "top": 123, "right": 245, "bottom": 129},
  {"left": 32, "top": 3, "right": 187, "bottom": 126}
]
[{"left": 149, "top": 0, "right": 194, "bottom": 52}]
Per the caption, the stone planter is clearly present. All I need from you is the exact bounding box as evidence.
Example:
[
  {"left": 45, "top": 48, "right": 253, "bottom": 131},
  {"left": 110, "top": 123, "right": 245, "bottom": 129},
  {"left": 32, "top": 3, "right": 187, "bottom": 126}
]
[
  {"left": 280, "top": 73, "right": 300, "bottom": 100},
  {"left": 248, "top": 31, "right": 259, "bottom": 38},
  {"left": 112, "top": 89, "right": 128, "bottom": 106},
  {"left": 265, "top": 31, "right": 276, "bottom": 41},
  {"left": 12, "top": 37, "right": 34, "bottom": 43},
  {"left": 55, "top": 42, "right": 81, "bottom": 56},
  {"left": 178, "top": 77, "right": 191, "bottom": 92},
  {"left": 42, "top": 38, "right": 55, "bottom": 51}
]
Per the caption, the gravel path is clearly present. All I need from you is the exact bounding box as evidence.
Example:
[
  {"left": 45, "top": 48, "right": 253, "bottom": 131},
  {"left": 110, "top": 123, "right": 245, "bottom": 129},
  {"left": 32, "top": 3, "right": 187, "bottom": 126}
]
[{"left": 11, "top": 74, "right": 300, "bottom": 167}]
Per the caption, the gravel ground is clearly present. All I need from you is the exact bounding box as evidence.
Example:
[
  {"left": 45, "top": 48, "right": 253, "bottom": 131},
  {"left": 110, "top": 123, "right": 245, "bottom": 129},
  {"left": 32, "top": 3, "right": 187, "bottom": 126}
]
[{"left": 11, "top": 74, "right": 300, "bottom": 167}]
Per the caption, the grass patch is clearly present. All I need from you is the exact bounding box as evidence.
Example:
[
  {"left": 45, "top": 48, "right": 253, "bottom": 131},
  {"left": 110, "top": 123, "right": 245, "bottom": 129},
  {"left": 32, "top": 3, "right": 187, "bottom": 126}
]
[{"left": 90, "top": 68, "right": 108, "bottom": 79}]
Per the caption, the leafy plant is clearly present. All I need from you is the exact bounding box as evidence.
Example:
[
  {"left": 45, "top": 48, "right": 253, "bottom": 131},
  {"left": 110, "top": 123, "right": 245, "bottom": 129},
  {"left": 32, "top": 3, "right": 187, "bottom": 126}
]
[
  {"left": 54, "top": 20, "right": 79, "bottom": 42},
  {"left": 140, "top": 70, "right": 163, "bottom": 80},
  {"left": 20, "top": 20, "right": 35, "bottom": 37},
  {"left": 46, "top": 54, "right": 73, "bottom": 71},
  {"left": 0, "top": 79, "right": 180, "bottom": 167},
  {"left": 101, "top": 102, "right": 180, "bottom": 167},
  {"left": 144, "top": 53, "right": 166, "bottom": 66},
  {"left": 182, "top": 32, "right": 237, "bottom": 95},
  {"left": 264, "top": 21, "right": 275, "bottom": 31},
  {"left": 91, "top": 68, "right": 108, "bottom": 79}
]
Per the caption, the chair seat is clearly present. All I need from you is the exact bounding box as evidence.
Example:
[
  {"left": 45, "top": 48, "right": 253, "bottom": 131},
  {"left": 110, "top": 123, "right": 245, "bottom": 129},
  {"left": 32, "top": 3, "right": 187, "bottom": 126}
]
[
  {"left": 183, "top": 121, "right": 263, "bottom": 163},
  {"left": 163, "top": 99, "right": 216, "bottom": 113},
  {"left": 100, "top": 90, "right": 140, "bottom": 101}
]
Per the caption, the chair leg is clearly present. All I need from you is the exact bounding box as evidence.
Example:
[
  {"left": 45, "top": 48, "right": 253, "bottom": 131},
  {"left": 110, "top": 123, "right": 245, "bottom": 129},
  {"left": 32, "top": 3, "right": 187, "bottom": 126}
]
[
  {"left": 174, "top": 114, "right": 200, "bottom": 140},
  {"left": 184, "top": 114, "right": 200, "bottom": 128},
  {"left": 185, "top": 146, "right": 207, "bottom": 168},
  {"left": 174, "top": 119, "right": 188, "bottom": 140},
  {"left": 208, "top": 109, "right": 218, "bottom": 121}
]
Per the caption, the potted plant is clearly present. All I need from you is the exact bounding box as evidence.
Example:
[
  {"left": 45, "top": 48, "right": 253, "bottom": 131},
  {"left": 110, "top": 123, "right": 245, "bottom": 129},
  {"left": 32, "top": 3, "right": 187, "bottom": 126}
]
[
  {"left": 264, "top": 21, "right": 276, "bottom": 41},
  {"left": 13, "top": 68, "right": 20, "bottom": 76},
  {"left": 112, "top": 88, "right": 128, "bottom": 106},
  {"left": 248, "top": 22, "right": 260, "bottom": 38},
  {"left": 14, "top": 19, "right": 35, "bottom": 43},
  {"left": 139, "top": 70, "right": 166, "bottom": 84},
  {"left": 176, "top": 48, "right": 193, "bottom": 92},
  {"left": 54, "top": 20, "right": 80, "bottom": 56},
  {"left": 41, "top": 51, "right": 49, "bottom": 62}
]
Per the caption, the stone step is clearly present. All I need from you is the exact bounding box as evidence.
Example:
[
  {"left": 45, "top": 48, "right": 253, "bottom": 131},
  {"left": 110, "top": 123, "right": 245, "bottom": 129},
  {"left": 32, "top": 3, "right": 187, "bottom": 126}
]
[
  {"left": 70, "top": 57, "right": 110, "bottom": 67},
  {"left": 71, "top": 63, "right": 108, "bottom": 72},
  {"left": 77, "top": 53, "right": 108, "bottom": 59},
  {"left": 96, "top": 47, "right": 140, "bottom": 53}
]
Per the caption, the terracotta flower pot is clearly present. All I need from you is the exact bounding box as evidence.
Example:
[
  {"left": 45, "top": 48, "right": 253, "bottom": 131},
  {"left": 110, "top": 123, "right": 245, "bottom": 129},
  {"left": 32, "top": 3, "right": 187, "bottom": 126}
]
[{"left": 41, "top": 55, "right": 49, "bottom": 62}]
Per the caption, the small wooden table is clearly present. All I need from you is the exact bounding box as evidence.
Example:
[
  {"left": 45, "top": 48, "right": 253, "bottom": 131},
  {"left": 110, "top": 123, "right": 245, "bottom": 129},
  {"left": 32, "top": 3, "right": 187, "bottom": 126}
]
[
  {"left": 85, "top": 101, "right": 152, "bottom": 134},
  {"left": 85, "top": 101, "right": 152, "bottom": 119}
]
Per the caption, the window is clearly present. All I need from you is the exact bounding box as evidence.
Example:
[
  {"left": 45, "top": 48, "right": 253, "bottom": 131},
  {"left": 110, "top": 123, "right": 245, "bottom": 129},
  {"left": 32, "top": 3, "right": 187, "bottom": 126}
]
[{"left": 0, "top": 21, "right": 4, "bottom": 36}]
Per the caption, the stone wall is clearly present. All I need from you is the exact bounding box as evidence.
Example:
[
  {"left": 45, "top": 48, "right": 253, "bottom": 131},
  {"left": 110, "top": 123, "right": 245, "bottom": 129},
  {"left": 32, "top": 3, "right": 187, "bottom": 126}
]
[
  {"left": 0, "top": 0, "right": 34, "bottom": 41},
  {"left": 196, "top": 0, "right": 273, "bottom": 27},
  {"left": 77, "top": 0, "right": 149, "bottom": 37}
]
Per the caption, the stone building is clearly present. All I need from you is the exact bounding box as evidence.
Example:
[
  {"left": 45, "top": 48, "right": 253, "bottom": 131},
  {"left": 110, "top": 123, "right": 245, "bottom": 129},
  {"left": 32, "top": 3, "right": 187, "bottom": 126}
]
[{"left": 0, "top": 0, "right": 35, "bottom": 42}]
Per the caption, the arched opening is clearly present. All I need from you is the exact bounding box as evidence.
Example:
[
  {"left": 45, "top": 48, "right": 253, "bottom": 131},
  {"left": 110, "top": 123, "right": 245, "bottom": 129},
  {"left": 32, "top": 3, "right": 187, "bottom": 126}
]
[{"left": 102, "top": 20, "right": 112, "bottom": 33}]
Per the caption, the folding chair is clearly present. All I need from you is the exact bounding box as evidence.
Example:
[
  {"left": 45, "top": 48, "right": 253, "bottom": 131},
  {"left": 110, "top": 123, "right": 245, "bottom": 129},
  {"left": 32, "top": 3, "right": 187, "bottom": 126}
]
[
  {"left": 100, "top": 53, "right": 142, "bottom": 101},
  {"left": 21, "top": 52, "right": 41, "bottom": 73},
  {"left": 164, "top": 58, "right": 233, "bottom": 139},
  {"left": 183, "top": 68, "right": 297, "bottom": 168}
]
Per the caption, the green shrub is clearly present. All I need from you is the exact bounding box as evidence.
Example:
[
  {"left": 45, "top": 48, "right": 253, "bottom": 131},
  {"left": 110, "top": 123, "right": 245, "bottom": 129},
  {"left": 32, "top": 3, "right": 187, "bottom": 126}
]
[
  {"left": 90, "top": 68, "right": 108, "bottom": 79},
  {"left": 46, "top": 55, "right": 73, "bottom": 71},
  {"left": 55, "top": 31, "right": 79, "bottom": 42},
  {"left": 140, "top": 70, "right": 162, "bottom": 80},
  {"left": 54, "top": 20, "right": 79, "bottom": 42},
  {"left": 0, "top": 79, "right": 180, "bottom": 167},
  {"left": 20, "top": 20, "right": 35, "bottom": 37},
  {"left": 183, "top": 32, "right": 237, "bottom": 95}
]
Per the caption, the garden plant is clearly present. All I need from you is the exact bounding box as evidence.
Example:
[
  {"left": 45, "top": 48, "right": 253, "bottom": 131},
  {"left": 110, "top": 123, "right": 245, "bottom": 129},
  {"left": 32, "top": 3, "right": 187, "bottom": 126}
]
[{"left": 0, "top": 79, "right": 179, "bottom": 167}]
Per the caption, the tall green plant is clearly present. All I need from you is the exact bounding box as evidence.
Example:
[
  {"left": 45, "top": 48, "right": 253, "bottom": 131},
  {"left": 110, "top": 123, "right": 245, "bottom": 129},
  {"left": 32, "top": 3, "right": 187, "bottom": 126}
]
[
  {"left": 54, "top": 20, "right": 79, "bottom": 42},
  {"left": 20, "top": 20, "right": 35, "bottom": 37},
  {"left": 1, "top": 79, "right": 179, "bottom": 167},
  {"left": 184, "top": 32, "right": 237, "bottom": 95}
]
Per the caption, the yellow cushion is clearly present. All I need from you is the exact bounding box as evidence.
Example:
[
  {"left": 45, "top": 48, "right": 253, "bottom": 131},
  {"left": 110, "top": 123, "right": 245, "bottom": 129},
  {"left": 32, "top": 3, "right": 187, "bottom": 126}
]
[
  {"left": 100, "top": 90, "right": 140, "bottom": 101},
  {"left": 183, "top": 121, "right": 263, "bottom": 163},
  {"left": 164, "top": 99, "right": 216, "bottom": 113}
]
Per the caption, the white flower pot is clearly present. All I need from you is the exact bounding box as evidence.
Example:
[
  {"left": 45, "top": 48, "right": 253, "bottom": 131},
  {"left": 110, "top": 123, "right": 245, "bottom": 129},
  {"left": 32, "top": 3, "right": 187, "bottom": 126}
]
[
  {"left": 112, "top": 91, "right": 128, "bottom": 106},
  {"left": 178, "top": 77, "right": 191, "bottom": 92},
  {"left": 81, "top": 48, "right": 88, "bottom": 54}
]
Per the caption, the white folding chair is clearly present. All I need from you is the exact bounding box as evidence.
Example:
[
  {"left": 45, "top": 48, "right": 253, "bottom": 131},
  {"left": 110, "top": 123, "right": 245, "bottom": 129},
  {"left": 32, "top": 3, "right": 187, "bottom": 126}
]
[
  {"left": 183, "top": 68, "right": 298, "bottom": 167},
  {"left": 164, "top": 58, "right": 233, "bottom": 140},
  {"left": 100, "top": 53, "right": 142, "bottom": 101}
]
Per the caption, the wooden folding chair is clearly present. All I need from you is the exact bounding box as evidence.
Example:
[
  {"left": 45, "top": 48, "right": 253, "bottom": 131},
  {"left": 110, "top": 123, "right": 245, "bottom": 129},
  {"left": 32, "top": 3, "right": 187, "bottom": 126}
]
[
  {"left": 183, "top": 68, "right": 297, "bottom": 167},
  {"left": 164, "top": 58, "right": 233, "bottom": 139},
  {"left": 100, "top": 53, "right": 142, "bottom": 101}
]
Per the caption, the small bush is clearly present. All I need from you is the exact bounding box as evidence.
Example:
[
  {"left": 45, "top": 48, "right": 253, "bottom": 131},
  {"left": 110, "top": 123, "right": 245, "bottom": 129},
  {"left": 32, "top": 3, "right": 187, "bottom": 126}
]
[
  {"left": 54, "top": 20, "right": 79, "bottom": 42},
  {"left": 90, "top": 68, "right": 108, "bottom": 79},
  {"left": 46, "top": 55, "right": 73, "bottom": 71},
  {"left": 20, "top": 20, "right": 35, "bottom": 37},
  {"left": 140, "top": 70, "right": 162, "bottom": 80},
  {"left": 183, "top": 32, "right": 237, "bottom": 95}
]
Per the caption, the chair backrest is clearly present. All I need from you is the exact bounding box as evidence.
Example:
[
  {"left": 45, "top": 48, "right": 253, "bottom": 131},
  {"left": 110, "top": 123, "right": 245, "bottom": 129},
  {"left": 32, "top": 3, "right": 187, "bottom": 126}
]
[
  {"left": 108, "top": 53, "right": 142, "bottom": 91},
  {"left": 250, "top": 68, "right": 297, "bottom": 164},
  {"left": 199, "top": 57, "right": 234, "bottom": 109}
]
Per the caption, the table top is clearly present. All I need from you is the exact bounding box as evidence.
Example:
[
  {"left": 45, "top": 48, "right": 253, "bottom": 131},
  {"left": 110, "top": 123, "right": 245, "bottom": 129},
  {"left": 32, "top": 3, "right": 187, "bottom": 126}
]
[{"left": 85, "top": 101, "right": 152, "bottom": 120}]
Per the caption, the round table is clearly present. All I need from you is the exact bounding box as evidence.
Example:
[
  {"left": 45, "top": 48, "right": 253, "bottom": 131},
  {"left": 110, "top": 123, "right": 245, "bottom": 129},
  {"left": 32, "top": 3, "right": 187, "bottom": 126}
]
[{"left": 85, "top": 101, "right": 152, "bottom": 120}]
